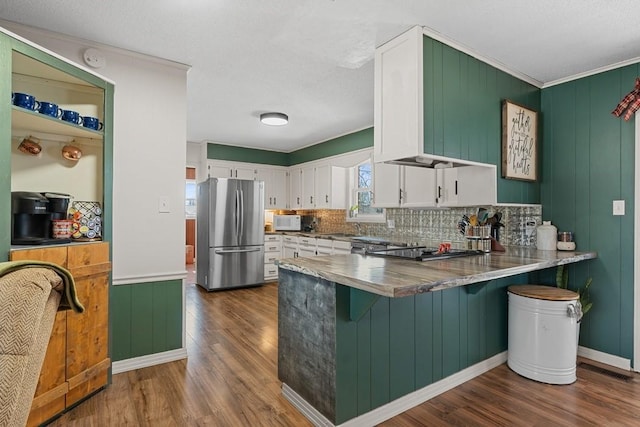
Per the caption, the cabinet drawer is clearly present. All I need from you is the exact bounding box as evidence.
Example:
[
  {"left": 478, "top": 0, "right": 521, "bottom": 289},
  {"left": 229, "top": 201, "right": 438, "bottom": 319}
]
[
  {"left": 264, "top": 264, "right": 278, "bottom": 279},
  {"left": 316, "top": 238, "right": 333, "bottom": 248},
  {"left": 298, "top": 237, "right": 315, "bottom": 246},
  {"left": 265, "top": 234, "right": 281, "bottom": 243},
  {"left": 283, "top": 235, "right": 297, "bottom": 243},
  {"left": 264, "top": 242, "right": 282, "bottom": 253},
  {"left": 265, "top": 252, "right": 279, "bottom": 264},
  {"left": 333, "top": 240, "right": 352, "bottom": 251}
]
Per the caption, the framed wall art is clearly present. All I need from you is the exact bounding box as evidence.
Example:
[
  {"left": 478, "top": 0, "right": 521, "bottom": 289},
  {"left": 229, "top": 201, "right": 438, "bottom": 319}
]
[{"left": 501, "top": 100, "right": 538, "bottom": 181}]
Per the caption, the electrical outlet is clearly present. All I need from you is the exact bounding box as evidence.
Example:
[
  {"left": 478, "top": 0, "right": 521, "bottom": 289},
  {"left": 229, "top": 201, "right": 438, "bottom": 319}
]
[
  {"left": 159, "top": 197, "right": 170, "bottom": 213},
  {"left": 613, "top": 200, "right": 625, "bottom": 216},
  {"left": 387, "top": 219, "right": 395, "bottom": 229}
]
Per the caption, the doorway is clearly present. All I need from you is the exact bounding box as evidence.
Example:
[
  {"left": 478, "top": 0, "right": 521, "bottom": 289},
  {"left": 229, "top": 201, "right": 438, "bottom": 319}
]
[{"left": 186, "top": 167, "right": 196, "bottom": 284}]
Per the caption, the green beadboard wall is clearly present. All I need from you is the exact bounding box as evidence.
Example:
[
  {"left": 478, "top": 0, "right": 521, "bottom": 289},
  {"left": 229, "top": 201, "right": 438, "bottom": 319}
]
[
  {"left": 540, "top": 64, "right": 638, "bottom": 359},
  {"left": 111, "top": 280, "right": 183, "bottom": 361},
  {"left": 423, "top": 37, "right": 541, "bottom": 204},
  {"left": 334, "top": 275, "right": 529, "bottom": 423}
]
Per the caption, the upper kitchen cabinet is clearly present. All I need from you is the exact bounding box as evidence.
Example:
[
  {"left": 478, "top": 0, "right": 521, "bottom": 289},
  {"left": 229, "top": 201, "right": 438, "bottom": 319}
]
[
  {"left": 256, "top": 166, "right": 288, "bottom": 210},
  {"left": 207, "top": 160, "right": 257, "bottom": 180},
  {"left": 298, "top": 164, "right": 347, "bottom": 210},
  {"left": 373, "top": 26, "right": 540, "bottom": 205},
  {"left": 373, "top": 26, "right": 423, "bottom": 164},
  {"left": 373, "top": 162, "right": 496, "bottom": 208},
  {"left": 314, "top": 165, "right": 347, "bottom": 209},
  {"left": 372, "top": 162, "right": 437, "bottom": 208},
  {"left": 1, "top": 28, "right": 114, "bottom": 259}
]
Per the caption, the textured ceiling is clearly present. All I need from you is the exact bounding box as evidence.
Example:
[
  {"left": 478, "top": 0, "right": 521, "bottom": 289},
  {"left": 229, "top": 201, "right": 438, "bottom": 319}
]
[{"left": 1, "top": 0, "right": 639, "bottom": 152}]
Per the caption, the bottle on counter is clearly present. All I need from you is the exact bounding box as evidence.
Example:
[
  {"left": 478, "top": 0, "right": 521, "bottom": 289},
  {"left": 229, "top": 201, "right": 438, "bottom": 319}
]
[{"left": 536, "top": 221, "right": 558, "bottom": 251}]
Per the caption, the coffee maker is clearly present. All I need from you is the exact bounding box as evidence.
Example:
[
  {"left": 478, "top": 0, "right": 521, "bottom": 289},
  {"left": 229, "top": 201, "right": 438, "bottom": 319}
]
[{"left": 11, "top": 191, "right": 72, "bottom": 245}]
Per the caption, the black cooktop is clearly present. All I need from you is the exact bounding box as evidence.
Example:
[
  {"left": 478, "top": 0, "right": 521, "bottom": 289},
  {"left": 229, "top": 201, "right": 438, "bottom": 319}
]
[{"left": 366, "top": 246, "right": 484, "bottom": 261}]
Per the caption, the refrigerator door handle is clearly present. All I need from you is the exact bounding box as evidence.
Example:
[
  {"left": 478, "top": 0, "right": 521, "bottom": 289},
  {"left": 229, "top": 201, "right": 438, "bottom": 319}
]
[
  {"left": 214, "top": 247, "right": 262, "bottom": 254},
  {"left": 239, "top": 189, "right": 245, "bottom": 242},
  {"left": 235, "top": 189, "right": 241, "bottom": 244}
]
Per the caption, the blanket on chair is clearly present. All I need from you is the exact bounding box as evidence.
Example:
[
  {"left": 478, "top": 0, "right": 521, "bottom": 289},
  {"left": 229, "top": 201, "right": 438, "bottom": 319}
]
[{"left": 0, "top": 261, "right": 84, "bottom": 313}]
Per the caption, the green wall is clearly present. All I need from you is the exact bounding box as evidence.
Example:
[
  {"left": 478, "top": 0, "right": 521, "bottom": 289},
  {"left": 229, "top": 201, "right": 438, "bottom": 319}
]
[
  {"left": 335, "top": 275, "right": 529, "bottom": 423},
  {"left": 0, "top": 34, "right": 12, "bottom": 258},
  {"left": 207, "top": 127, "right": 373, "bottom": 166},
  {"left": 207, "top": 143, "right": 288, "bottom": 166},
  {"left": 288, "top": 127, "right": 373, "bottom": 165},
  {"left": 541, "top": 64, "right": 638, "bottom": 359},
  {"left": 111, "top": 280, "right": 183, "bottom": 360},
  {"left": 423, "top": 37, "right": 541, "bottom": 204}
]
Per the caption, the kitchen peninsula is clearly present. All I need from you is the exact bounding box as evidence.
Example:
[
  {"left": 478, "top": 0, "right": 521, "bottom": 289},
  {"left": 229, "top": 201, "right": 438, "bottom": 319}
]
[{"left": 277, "top": 247, "right": 597, "bottom": 426}]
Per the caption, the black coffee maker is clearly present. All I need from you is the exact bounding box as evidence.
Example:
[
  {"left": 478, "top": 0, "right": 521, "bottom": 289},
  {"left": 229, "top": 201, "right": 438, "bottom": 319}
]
[{"left": 11, "top": 191, "right": 72, "bottom": 245}]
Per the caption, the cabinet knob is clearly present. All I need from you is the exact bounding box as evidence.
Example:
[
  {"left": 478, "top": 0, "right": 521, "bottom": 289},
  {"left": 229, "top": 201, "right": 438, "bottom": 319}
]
[{"left": 325, "top": 195, "right": 329, "bottom": 203}]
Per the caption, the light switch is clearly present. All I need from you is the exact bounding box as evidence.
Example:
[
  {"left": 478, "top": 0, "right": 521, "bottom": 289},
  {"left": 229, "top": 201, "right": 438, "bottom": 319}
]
[
  {"left": 159, "top": 197, "right": 170, "bottom": 213},
  {"left": 613, "top": 200, "right": 625, "bottom": 216},
  {"left": 387, "top": 219, "right": 395, "bottom": 229}
]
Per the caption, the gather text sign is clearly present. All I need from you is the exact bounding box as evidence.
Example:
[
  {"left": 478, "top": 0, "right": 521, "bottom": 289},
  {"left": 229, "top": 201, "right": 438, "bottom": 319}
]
[{"left": 501, "top": 100, "right": 537, "bottom": 182}]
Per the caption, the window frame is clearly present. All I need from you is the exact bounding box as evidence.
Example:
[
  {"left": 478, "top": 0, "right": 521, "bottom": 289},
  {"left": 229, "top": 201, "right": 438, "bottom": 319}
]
[{"left": 346, "top": 158, "right": 385, "bottom": 223}]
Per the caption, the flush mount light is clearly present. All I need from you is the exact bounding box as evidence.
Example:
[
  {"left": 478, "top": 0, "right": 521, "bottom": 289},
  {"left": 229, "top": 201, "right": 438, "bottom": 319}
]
[{"left": 260, "top": 112, "right": 288, "bottom": 126}]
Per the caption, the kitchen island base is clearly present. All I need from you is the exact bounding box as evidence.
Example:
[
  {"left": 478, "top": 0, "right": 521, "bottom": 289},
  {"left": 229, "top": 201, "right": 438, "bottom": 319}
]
[{"left": 278, "top": 268, "right": 526, "bottom": 425}]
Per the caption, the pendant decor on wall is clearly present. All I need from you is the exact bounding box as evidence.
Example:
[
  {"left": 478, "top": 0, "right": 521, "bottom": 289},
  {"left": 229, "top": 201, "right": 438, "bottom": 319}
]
[
  {"left": 611, "top": 77, "right": 640, "bottom": 121},
  {"left": 501, "top": 100, "right": 538, "bottom": 182}
]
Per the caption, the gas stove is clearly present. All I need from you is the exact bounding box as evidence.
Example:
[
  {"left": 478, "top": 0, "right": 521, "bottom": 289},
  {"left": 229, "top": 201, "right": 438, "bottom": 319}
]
[{"left": 365, "top": 246, "right": 485, "bottom": 261}]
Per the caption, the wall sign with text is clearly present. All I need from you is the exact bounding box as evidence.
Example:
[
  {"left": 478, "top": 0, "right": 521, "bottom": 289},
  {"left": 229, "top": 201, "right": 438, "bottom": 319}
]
[{"left": 501, "top": 100, "right": 538, "bottom": 182}]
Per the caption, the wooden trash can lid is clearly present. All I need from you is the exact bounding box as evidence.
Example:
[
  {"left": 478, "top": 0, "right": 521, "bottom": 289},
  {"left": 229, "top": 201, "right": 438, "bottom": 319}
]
[{"left": 508, "top": 285, "right": 578, "bottom": 301}]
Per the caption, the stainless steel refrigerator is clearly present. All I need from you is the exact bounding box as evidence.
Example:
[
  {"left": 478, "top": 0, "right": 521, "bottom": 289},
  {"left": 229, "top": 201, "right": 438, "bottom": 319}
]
[{"left": 196, "top": 178, "right": 265, "bottom": 291}]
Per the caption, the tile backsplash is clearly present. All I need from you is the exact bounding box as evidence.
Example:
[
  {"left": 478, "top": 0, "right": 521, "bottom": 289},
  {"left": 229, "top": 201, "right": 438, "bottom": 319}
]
[{"left": 295, "top": 205, "right": 542, "bottom": 247}]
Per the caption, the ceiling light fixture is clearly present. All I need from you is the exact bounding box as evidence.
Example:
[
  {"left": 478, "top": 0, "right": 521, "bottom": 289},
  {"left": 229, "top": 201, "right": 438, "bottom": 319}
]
[{"left": 260, "top": 112, "right": 288, "bottom": 126}]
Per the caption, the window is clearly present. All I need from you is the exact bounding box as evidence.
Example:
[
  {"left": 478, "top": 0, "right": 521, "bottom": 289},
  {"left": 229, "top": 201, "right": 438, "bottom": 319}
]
[
  {"left": 347, "top": 159, "right": 385, "bottom": 222},
  {"left": 185, "top": 180, "right": 197, "bottom": 217}
]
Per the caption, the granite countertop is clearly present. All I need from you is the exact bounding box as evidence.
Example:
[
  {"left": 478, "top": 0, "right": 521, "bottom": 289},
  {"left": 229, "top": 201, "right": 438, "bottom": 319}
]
[{"left": 276, "top": 247, "right": 597, "bottom": 298}]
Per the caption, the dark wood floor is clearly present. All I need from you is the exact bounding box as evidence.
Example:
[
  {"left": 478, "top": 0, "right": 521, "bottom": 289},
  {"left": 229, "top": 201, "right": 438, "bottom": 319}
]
[{"left": 48, "top": 274, "right": 640, "bottom": 426}]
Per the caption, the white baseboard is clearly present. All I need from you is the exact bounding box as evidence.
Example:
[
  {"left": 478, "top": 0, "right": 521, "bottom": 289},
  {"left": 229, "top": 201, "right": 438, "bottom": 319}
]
[
  {"left": 111, "top": 348, "right": 188, "bottom": 374},
  {"left": 283, "top": 351, "right": 508, "bottom": 427},
  {"left": 578, "top": 346, "right": 631, "bottom": 371}
]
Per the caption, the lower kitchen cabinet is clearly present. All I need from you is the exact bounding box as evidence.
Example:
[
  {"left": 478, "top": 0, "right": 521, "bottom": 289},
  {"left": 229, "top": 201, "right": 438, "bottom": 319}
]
[
  {"left": 10, "top": 242, "right": 111, "bottom": 427},
  {"left": 264, "top": 235, "right": 282, "bottom": 281}
]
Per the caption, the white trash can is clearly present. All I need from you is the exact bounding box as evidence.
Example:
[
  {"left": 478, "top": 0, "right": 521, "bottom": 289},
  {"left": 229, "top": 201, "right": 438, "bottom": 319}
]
[{"left": 507, "top": 285, "right": 582, "bottom": 384}]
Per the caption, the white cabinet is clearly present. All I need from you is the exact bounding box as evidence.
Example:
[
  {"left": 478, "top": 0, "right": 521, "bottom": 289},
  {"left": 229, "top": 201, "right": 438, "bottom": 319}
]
[
  {"left": 373, "top": 161, "right": 496, "bottom": 208},
  {"left": 374, "top": 26, "right": 424, "bottom": 163},
  {"left": 297, "top": 236, "right": 317, "bottom": 257},
  {"left": 263, "top": 234, "right": 282, "bottom": 281},
  {"left": 282, "top": 235, "right": 298, "bottom": 259},
  {"left": 316, "top": 238, "right": 333, "bottom": 257},
  {"left": 257, "top": 167, "right": 289, "bottom": 209},
  {"left": 373, "top": 24, "right": 499, "bottom": 203},
  {"left": 314, "top": 165, "right": 347, "bottom": 209},
  {"left": 301, "top": 166, "right": 316, "bottom": 209},
  {"left": 296, "top": 164, "right": 347, "bottom": 209},
  {"left": 289, "top": 167, "right": 303, "bottom": 209},
  {"left": 373, "top": 162, "right": 436, "bottom": 208},
  {"left": 435, "top": 166, "right": 497, "bottom": 207},
  {"left": 332, "top": 240, "right": 352, "bottom": 255},
  {"left": 207, "top": 160, "right": 256, "bottom": 180}
]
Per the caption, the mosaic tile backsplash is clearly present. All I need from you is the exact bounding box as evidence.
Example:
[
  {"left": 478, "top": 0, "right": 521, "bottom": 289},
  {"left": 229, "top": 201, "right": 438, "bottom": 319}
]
[{"left": 295, "top": 205, "right": 542, "bottom": 247}]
